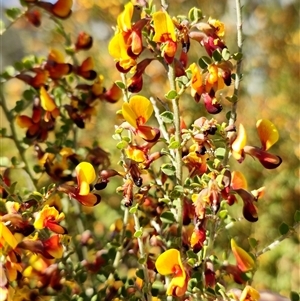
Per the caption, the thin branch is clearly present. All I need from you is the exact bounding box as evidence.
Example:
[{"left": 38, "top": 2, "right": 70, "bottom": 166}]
[
  {"left": 255, "top": 223, "right": 299, "bottom": 258},
  {"left": 0, "top": 87, "right": 37, "bottom": 187},
  {"left": 229, "top": 0, "right": 243, "bottom": 127}
]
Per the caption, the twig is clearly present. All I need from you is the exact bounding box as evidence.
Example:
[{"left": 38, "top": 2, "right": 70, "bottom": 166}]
[
  {"left": 229, "top": 0, "right": 243, "bottom": 127},
  {"left": 255, "top": 223, "right": 299, "bottom": 258},
  {"left": 0, "top": 87, "right": 37, "bottom": 188}
]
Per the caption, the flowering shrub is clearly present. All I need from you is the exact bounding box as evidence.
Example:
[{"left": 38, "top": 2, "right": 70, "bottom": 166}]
[{"left": 0, "top": 1, "right": 299, "bottom": 301}]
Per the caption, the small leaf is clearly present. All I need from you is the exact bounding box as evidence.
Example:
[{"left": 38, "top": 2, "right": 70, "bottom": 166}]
[
  {"left": 115, "top": 80, "right": 126, "bottom": 90},
  {"left": 226, "top": 95, "right": 238, "bottom": 103},
  {"left": 218, "top": 210, "right": 228, "bottom": 219},
  {"left": 129, "top": 204, "right": 138, "bottom": 214},
  {"left": 165, "top": 90, "right": 178, "bottom": 100},
  {"left": 294, "top": 210, "right": 300, "bottom": 222},
  {"left": 290, "top": 291, "right": 300, "bottom": 301},
  {"left": 14, "top": 100, "right": 25, "bottom": 113},
  {"left": 168, "top": 140, "right": 180, "bottom": 149},
  {"left": 160, "top": 211, "right": 176, "bottom": 224},
  {"left": 222, "top": 48, "right": 231, "bottom": 61},
  {"left": 198, "top": 56, "right": 212, "bottom": 69},
  {"left": 278, "top": 222, "right": 290, "bottom": 235},
  {"left": 161, "top": 163, "right": 176, "bottom": 176},
  {"left": 232, "top": 52, "right": 243, "bottom": 61},
  {"left": 225, "top": 110, "right": 232, "bottom": 120},
  {"left": 0, "top": 128, "right": 7, "bottom": 137},
  {"left": 5, "top": 8, "right": 22, "bottom": 21},
  {"left": 23, "top": 89, "right": 35, "bottom": 101},
  {"left": 212, "top": 49, "right": 223, "bottom": 62},
  {"left": 160, "top": 111, "right": 174, "bottom": 123},
  {"left": 248, "top": 237, "right": 258, "bottom": 249},
  {"left": 134, "top": 229, "right": 143, "bottom": 238},
  {"left": 136, "top": 269, "right": 144, "bottom": 280},
  {"left": 188, "top": 7, "right": 203, "bottom": 22},
  {"left": 215, "top": 147, "right": 226, "bottom": 159},
  {"left": 116, "top": 140, "right": 128, "bottom": 149}
]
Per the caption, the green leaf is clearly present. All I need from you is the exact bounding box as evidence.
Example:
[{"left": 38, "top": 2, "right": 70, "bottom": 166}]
[
  {"left": 134, "top": 228, "right": 143, "bottom": 238},
  {"left": 225, "top": 110, "right": 232, "bottom": 121},
  {"left": 115, "top": 80, "right": 126, "bottom": 90},
  {"left": 5, "top": 8, "right": 22, "bottom": 21},
  {"left": 160, "top": 111, "right": 174, "bottom": 123},
  {"left": 165, "top": 89, "right": 178, "bottom": 100},
  {"left": 232, "top": 52, "right": 243, "bottom": 61},
  {"left": 23, "top": 89, "right": 35, "bottom": 101},
  {"left": 218, "top": 210, "right": 228, "bottom": 219},
  {"left": 198, "top": 56, "right": 211, "bottom": 69},
  {"left": 129, "top": 204, "right": 138, "bottom": 214},
  {"left": 136, "top": 269, "right": 144, "bottom": 280},
  {"left": 212, "top": 49, "right": 223, "bottom": 62},
  {"left": 226, "top": 95, "right": 238, "bottom": 103},
  {"left": 161, "top": 163, "right": 176, "bottom": 176},
  {"left": 294, "top": 210, "right": 300, "bottom": 222},
  {"left": 14, "top": 100, "right": 25, "bottom": 113},
  {"left": 160, "top": 211, "right": 176, "bottom": 224},
  {"left": 248, "top": 237, "right": 258, "bottom": 249},
  {"left": 116, "top": 140, "right": 128, "bottom": 149},
  {"left": 222, "top": 48, "right": 231, "bottom": 61},
  {"left": 14, "top": 61, "right": 24, "bottom": 71},
  {"left": 0, "top": 128, "right": 7, "bottom": 137},
  {"left": 188, "top": 7, "right": 203, "bottom": 22},
  {"left": 215, "top": 147, "right": 226, "bottom": 159},
  {"left": 278, "top": 222, "right": 290, "bottom": 235},
  {"left": 152, "top": 281, "right": 164, "bottom": 290},
  {"left": 290, "top": 291, "right": 300, "bottom": 301},
  {"left": 168, "top": 140, "right": 180, "bottom": 149}
]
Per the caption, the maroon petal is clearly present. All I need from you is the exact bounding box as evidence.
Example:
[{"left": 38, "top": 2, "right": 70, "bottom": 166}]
[
  {"left": 203, "top": 92, "right": 222, "bottom": 114},
  {"left": 234, "top": 188, "right": 258, "bottom": 222},
  {"left": 244, "top": 146, "right": 282, "bottom": 169}
]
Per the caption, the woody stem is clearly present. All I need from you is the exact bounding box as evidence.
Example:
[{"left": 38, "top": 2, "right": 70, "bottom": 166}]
[
  {"left": 168, "top": 61, "right": 183, "bottom": 245},
  {"left": 0, "top": 87, "right": 37, "bottom": 188}
]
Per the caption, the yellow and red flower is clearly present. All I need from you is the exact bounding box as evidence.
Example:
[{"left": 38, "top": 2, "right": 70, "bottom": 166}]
[
  {"left": 152, "top": 11, "right": 177, "bottom": 64},
  {"left": 232, "top": 120, "right": 282, "bottom": 169},
  {"left": 122, "top": 95, "right": 160, "bottom": 142},
  {"left": 44, "top": 49, "right": 72, "bottom": 80},
  {"left": 108, "top": 2, "right": 147, "bottom": 72},
  {"left": 40, "top": 86, "right": 60, "bottom": 122},
  {"left": 18, "top": 234, "right": 64, "bottom": 259},
  {"left": 34, "top": 205, "right": 66, "bottom": 234},
  {"left": 155, "top": 249, "right": 188, "bottom": 297},
  {"left": 58, "top": 162, "right": 101, "bottom": 207}
]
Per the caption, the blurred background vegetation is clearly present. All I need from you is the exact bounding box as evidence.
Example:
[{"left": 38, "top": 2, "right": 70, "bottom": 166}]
[{"left": 1, "top": 0, "right": 299, "bottom": 297}]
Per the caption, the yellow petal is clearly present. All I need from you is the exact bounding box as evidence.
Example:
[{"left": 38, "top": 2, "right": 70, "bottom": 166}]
[
  {"left": 232, "top": 123, "right": 247, "bottom": 160},
  {"left": 122, "top": 102, "right": 138, "bottom": 128},
  {"left": 40, "top": 86, "right": 57, "bottom": 112},
  {"left": 48, "top": 48, "right": 65, "bottom": 63},
  {"left": 231, "top": 171, "right": 248, "bottom": 190},
  {"left": 240, "top": 286, "right": 260, "bottom": 301},
  {"left": 0, "top": 222, "right": 18, "bottom": 249},
  {"left": 231, "top": 239, "right": 255, "bottom": 272},
  {"left": 190, "top": 63, "right": 202, "bottom": 92},
  {"left": 117, "top": 2, "right": 133, "bottom": 32},
  {"left": 153, "top": 11, "right": 176, "bottom": 42},
  {"left": 75, "top": 162, "right": 96, "bottom": 195},
  {"left": 130, "top": 95, "right": 153, "bottom": 124},
  {"left": 256, "top": 119, "right": 279, "bottom": 151},
  {"left": 155, "top": 249, "right": 180, "bottom": 275}
]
